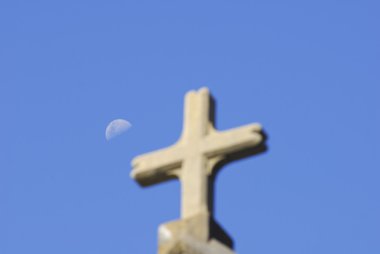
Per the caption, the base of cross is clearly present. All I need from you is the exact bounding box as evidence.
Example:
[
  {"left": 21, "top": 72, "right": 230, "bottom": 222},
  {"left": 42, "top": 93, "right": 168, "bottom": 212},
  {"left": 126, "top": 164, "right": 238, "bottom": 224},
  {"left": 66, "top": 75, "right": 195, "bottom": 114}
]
[{"left": 158, "top": 212, "right": 236, "bottom": 254}]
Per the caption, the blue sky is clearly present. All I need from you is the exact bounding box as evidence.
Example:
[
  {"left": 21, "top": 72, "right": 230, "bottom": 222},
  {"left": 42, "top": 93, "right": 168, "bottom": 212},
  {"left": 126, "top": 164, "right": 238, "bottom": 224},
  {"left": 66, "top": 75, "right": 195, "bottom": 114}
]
[{"left": 1, "top": 1, "right": 379, "bottom": 254}]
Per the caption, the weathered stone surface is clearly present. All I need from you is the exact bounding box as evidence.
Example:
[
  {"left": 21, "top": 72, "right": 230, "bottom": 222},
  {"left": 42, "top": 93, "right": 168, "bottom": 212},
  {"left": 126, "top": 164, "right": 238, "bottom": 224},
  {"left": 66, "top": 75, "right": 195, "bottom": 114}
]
[
  {"left": 131, "top": 87, "right": 266, "bottom": 253},
  {"left": 158, "top": 212, "right": 236, "bottom": 254},
  {"left": 160, "top": 238, "right": 235, "bottom": 254},
  {"left": 159, "top": 235, "right": 235, "bottom": 254}
]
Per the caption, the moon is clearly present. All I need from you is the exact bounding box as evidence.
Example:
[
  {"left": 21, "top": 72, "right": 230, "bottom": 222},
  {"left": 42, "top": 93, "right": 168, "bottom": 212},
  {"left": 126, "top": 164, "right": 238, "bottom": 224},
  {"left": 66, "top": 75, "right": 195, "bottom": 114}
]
[{"left": 105, "top": 119, "right": 132, "bottom": 141}]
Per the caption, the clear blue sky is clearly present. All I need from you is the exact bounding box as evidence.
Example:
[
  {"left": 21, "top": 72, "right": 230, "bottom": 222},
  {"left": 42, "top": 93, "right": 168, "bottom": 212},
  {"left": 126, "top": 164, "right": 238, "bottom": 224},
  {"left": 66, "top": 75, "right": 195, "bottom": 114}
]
[{"left": 1, "top": 1, "right": 379, "bottom": 254}]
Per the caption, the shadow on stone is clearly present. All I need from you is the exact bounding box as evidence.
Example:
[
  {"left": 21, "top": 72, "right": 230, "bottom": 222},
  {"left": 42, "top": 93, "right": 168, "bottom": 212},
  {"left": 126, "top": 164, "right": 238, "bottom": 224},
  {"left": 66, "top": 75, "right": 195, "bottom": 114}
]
[{"left": 208, "top": 130, "right": 268, "bottom": 249}]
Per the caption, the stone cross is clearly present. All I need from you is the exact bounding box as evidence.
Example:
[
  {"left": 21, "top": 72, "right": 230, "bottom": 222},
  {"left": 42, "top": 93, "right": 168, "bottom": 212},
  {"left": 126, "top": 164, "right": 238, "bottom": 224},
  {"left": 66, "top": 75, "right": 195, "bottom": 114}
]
[{"left": 131, "top": 87, "right": 266, "bottom": 254}]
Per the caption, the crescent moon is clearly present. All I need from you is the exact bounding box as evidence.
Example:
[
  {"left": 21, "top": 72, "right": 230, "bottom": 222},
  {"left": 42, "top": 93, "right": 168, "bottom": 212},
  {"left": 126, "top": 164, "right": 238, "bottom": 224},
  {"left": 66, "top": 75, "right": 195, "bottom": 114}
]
[{"left": 105, "top": 119, "right": 132, "bottom": 141}]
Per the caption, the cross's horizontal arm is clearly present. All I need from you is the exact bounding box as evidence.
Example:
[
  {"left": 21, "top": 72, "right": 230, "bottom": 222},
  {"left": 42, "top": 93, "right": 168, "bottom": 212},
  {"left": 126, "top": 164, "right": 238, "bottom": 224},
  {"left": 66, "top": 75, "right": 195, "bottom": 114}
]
[
  {"left": 203, "top": 123, "right": 263, "bottom": 158},
  {"left": 131, "top": 145, "right": 184, "bottom": 186}
]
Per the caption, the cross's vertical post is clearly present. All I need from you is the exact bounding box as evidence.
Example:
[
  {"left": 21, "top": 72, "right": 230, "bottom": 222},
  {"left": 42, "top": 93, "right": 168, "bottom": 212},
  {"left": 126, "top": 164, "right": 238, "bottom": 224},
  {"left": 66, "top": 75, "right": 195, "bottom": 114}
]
[{"left": 180, "top": 88, "right": 213, "bottom": 219}]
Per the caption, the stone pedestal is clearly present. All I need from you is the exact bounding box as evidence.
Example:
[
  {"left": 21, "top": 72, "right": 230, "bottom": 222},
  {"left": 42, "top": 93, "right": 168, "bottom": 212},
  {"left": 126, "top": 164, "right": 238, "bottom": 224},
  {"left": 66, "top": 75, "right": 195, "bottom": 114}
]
[{"left": 158, "top": 213, "right": 235, "bottom": 254}]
